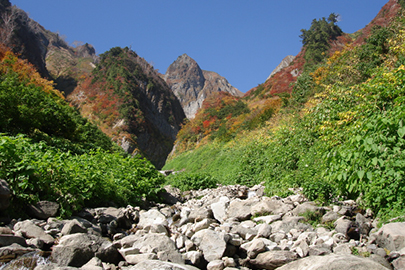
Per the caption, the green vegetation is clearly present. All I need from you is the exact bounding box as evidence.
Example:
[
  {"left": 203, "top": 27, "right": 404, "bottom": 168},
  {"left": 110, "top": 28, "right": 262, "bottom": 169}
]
[
  {"left": 165, "top": 173, "right": 217, "bottom": 192},
  {"left": 0, "top": 135, "right": 164, "bottom": 217},
  {"left": 165, "top": 10, "right": 405, "bottom": 222},
  {"left": 0, "top": 48, "right": 164, "bottom": 217},
  {"left": 300, "top": 13, "right": 343, "bottom": 68}
]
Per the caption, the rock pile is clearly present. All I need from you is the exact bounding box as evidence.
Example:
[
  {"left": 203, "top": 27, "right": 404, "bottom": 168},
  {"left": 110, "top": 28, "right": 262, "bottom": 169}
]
[{"left": 0, "top": 184, "right": 404, "bottom": 270}]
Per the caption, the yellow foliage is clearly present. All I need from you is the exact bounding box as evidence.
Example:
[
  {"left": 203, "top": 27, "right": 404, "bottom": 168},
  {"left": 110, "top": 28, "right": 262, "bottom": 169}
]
[{"left": 0, "top": 50, "right": 63, "bottom": 99}]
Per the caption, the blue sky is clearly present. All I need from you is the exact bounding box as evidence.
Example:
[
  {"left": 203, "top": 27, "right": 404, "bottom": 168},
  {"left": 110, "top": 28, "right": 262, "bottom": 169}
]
[{"left": 12, "top": 1, "right": 388, "bottom": 92}]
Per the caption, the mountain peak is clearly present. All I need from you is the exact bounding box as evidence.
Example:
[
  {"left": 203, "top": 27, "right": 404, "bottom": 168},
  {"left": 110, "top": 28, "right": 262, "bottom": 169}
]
[{"left": 165, "top": 54, "right": 242, "bottom": 119}]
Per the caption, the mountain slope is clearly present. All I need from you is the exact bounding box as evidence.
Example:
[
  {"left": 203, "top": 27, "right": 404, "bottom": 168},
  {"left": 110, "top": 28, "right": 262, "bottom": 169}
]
[
  {"left": 69, "top": 47, "right": 186, "bottom": 168},
  {"left": 164, "top": 0, "right": 405, "bottom": 221},
  {"left": 164, "top": 54, "right": 242, "bottom": 119}
]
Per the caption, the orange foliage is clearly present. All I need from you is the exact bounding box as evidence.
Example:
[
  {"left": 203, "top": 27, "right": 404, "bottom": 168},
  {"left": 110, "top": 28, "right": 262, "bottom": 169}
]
[{"left": 0, "top": 47, "right": 63, "bottom": 99}]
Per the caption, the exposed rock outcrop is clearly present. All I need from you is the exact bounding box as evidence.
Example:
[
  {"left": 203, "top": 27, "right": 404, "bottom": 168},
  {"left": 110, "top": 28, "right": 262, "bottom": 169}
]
[
  {"left": 266, "top": 55, "right": 295, "bottom": 81},
  {"left": 165, "top": 54, "right": 243, "bottom": 119}
]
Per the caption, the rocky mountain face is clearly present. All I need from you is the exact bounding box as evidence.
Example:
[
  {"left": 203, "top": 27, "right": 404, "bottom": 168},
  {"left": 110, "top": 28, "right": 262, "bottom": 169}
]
[
  {"left": 69, "top": 47, "right": 186, "bottom": 168},
  {"left": 164, "top": 54, "right": 243, "bottom": 119},
  {"left": 0, "top": 182, "right": 403, "bottom": 269}
]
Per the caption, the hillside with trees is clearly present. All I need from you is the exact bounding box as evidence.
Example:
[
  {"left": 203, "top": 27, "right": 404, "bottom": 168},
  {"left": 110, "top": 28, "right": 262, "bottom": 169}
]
[
  {"left": 164, "top": 0, "right": 405, "bottom": 221},
  {"left": 69, "top": 47, "right": 186, "bottom": 168}
]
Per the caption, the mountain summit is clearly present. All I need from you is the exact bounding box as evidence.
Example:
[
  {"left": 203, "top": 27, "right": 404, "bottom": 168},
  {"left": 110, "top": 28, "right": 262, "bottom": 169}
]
[{"left": 164, "top": 54, "right": 242, "bottom": 119}]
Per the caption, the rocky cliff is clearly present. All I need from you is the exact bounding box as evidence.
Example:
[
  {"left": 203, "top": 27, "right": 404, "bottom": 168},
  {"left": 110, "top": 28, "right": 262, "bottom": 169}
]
[
  {"left": 164, "top": 54, "right": 243, "bottom": 119},
  {"left": 69, "top": 47, "right": 186, "bottom": 168}
]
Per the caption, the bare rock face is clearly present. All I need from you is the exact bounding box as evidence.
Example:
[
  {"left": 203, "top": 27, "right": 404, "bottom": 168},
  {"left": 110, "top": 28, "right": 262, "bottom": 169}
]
[
  {"left": 266, "top": 55, "right": 295, "bottom": 81},
  {"left": 165, "top": 54, "right": 243, "bottom": 119}
]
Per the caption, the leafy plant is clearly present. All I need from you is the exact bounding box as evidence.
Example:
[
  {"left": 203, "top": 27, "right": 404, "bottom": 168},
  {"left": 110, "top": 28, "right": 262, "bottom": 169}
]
[{"left": 166, "top": 172, "right": 218, "bottom": 191}]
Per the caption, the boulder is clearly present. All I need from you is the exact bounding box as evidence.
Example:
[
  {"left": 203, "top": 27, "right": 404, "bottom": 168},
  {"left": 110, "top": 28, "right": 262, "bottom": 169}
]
[
  {"left": 125, "top": 253, "right": 158, "bottom": 264},
  {"left": 128, "top": 260, "right": 200, "bottom": 270},
  {"left": 0, "top": 235, "right": 27, "bottom": 247},
  {"left": 291, "top": 201, "right": 322, "bottom": 216},
  {"left": 226, "top": 198, "right": 256, "bottom": 221},
  {"left": 81, "top": 257, "right": 104, "bottom": 270},
  {"left": 61, "top": 219, "right": 87, "bottom": 236},
  {"left": 277, "top": 254, "right": 390, "bottom": 270},
  {"left": 27, "top": 201, "right": 59, "bottom": 220},
  {"left": 321, "top": 211, "right": 340, "bottom": 224},
  {"left": 192, "top": 229, "right": 227, "bottom": 262},
  {"left": 251, "top": 197, "right": 293, "bottom": 216},
  {"left": 375, "top": 222, "right": 405, "bottom": 252},
  {"left": 211, "top": 197, "right": 230, "bottom": 223},
  {"left": 252, "top": 214, "right": 282, "bottom": 224},
  {"left": 51, "top": 233, "right": 121, "bottom": 267},
  {"left": 249, "top": 250, "right": 298, "bottom": 270},
  {"left": 0, "top": 243, "right": 35, "bottom": 263},
  {"left": 0, "top": 179, "right": 11, "bottom": 211},
  {"left": 14, "top": 220, "right": 54, "bottom": 245},
  {"left": 189, "top": 206, "right": 213, "bottom": 222},
  {"left": 132, "top": 233, "right": 183, "bottom": 264},
  {"left": 207, "top": 259, "right": 225, "bottom": 270},
  {"left": 138, "top": 209, "right": 167, "bottom": 228}
]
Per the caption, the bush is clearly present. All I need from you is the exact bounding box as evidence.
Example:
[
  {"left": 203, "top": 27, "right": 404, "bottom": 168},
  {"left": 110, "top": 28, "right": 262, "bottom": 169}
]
[
  {"left": 166, "top": 172, "right": 218, "bottom": 191},
  {"left": 0, "top": 134, "right": 164, "bottom": 217}
]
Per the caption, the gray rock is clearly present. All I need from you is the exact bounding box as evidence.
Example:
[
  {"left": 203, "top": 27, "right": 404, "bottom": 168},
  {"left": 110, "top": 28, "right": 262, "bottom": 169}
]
[
  {"left": 256, "top": 223, "right": 272, "bottom": 238},
  {"left": 226, "top": 198, "right": 256, "bottom": 221},
  {"left": 308, "top": 245, "right": 331, "bottom": 256},
  {"left": 192, "top": 229, "right": 227, "bottom": 262},
  {"left": 251, "top": 198, "right": 293, "bottom": 216},
  {"left": 291, "top": 201, "right": 322, "bottom": 216},
  {"left": 183, "top": 250, "right": 203, "bottom": 266},
  {"left": 27, "top": 201, "right": 59, "bottom": 220},
  {"left": 189, "top": 207, "right": 213, "bottom": 222},
  {"left": 81, "top": 257, "right": 104, "bottom": 270},
  {"left": 0, "top": 235, "right": 27, "bottom": 247},
  {"left": 246, "top": 238, "right": 267, "bottom": 258},
  {"left": 375, "top": 222, "right": 405, "bottom": 252},
  {"left": 249, "top": 250, "right": 297, "bottom": 270},
  {"left": 334, "top": 217, "right": 352, "bottom": 235},
  {"left": 61, "top": 219, "right": 87, "bottom": 235},
  {"left": 0, "top": 179, "right": 11, "bottom": 211},
  {"left": 14, "top": 220, "right": 54, "bottom": 245},
  {"left": 51, "top": 233, "right": 121, "bottom": 267},
  {"left": 277, "top": 254, "right": 390, "bottom": 270},
  {"left": 207, "top": 259, "right": 225, "bottom": 270},
  {"left": 211, "top": 196, "right": 230, "bottom": 223},
  {"left": 138, "top": 209, "right": 167, "bottom": 228},
  {"left": 392, "top": 256, "right": 405, "bottom": 270},
  {"left": 333, "top": 243, "right": 353, "bottom": 255},
  {"left": 128, "top": 260, "right": 200, "bottom": 270},
  {"left": 368, "top": 254, "right": 393, "bottom": 270},
  {"left": 132, "top": 233, "right": 183, "bottom": 264},
  {"left": 0, "top": 227, "right": 13, "bottom": 235},
  {"left": 252, "top": 214, "right": 282, "bottom": 224},
  {"left": 321, "top": 211, "right": 340, "bottom": 224},
  {"left": 125, "top": 253, "right": 158, "bottom": 265},
  {"left": 356, "top": 213, "right": 372, "bottom": 235}
]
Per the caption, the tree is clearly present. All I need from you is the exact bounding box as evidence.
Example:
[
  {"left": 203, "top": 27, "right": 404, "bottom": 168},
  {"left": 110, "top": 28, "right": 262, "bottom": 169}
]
[
  {"left": 0, "top": 7, "right": 17, "bottom": 46},
  {"left": 300, "top": 13, "right": 343, "bottom": 68}
]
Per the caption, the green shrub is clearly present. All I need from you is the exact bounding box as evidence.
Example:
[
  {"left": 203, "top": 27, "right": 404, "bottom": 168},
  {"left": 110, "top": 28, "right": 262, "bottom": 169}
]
[
  {"left": 166, "top": 172, "right": 218, "bottom": 191},
  {"left": 0, "top": 134, "right": 164, "bottom": 217}
]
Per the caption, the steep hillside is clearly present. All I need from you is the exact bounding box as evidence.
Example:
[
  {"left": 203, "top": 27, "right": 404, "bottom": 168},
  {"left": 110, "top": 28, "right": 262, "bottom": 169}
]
[
  {"left": 164, "top": 0, "right": 405, "bottom": 221},
  {"left": 69, "top": 47, "right": 186, "bottom": 168},
  {"left": 164, "top": 54, "right": 243, "bottom": 119},
  {"left": 0, "top": 47, "right": 164, "bottom": 216}
]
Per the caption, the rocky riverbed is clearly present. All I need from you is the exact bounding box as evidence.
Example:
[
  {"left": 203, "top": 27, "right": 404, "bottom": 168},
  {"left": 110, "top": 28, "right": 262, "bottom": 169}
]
[{"left": 0, "top": 183, "right": 404, "bottom": 270}]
